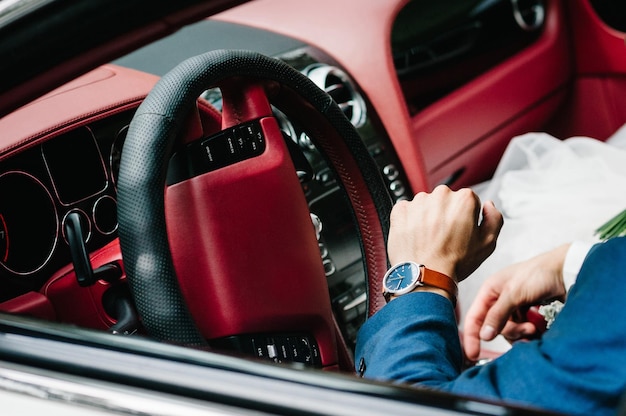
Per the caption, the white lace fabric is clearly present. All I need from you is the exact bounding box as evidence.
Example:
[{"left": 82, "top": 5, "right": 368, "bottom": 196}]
[{"left": 461, "top": 125, "right": 626, "bottom": 353}]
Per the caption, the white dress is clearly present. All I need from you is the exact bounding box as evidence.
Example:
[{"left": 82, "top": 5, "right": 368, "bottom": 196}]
[{"left": 461, "top": 125, "right": 626, "bottom": 353}]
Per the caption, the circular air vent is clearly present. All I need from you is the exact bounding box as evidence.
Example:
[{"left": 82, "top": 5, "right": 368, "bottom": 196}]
[
  {"left": 304, "top": 64, "right": 367, "bottom": 128},
  {"left": 511, "top": 0, "right": 545, "bottom": 32}
]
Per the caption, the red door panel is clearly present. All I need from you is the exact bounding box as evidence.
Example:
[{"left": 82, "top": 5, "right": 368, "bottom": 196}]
[
  {"left": 411, "top": 0, "right": 571, "bottom": 188},
  {"left": 546, "top": 0, "right": 626, "bottom": 141}
]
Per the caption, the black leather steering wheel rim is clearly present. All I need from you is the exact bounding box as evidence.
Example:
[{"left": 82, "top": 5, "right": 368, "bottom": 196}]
[{"left": 117, "top": 49, "right": 392, "bottom": 346}]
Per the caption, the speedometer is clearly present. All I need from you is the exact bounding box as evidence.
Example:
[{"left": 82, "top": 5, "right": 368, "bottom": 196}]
[
  {"left": 0, "top": 213, "right": 8, "bottom": 264},
  {"left": 110, "top": 125, "right": 128, "bottom": 187},
  {"left": 0, "top": 172, "right": 58, "bottom": 275}
]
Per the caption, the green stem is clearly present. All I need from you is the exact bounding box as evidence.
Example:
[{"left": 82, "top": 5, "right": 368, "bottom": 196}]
[{"left": 595, "top": 209, "right": 626, "bottom": 240}]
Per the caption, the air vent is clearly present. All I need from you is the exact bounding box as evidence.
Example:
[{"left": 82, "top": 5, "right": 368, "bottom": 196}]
[
  {"left": 511, "top": 0, "right": 545, "bottom": 32},
  {"left": 304, "top": 64, "right": 367, "bottom": 128}
]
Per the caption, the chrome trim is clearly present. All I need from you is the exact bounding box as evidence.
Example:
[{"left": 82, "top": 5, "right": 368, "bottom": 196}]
[
  {"left": 343, "top": 292, "right": 366, "bottom": 311},
  {"left": 310, "top": 213, "right": 323, "bottom": 240},
  {"left": 42, "top": 125, "right": 108, "bottom": 206},
  {"left": 110, "top": 125, "right": 129, "bottom": 188},
  {"left": 92, "top": 195, "right": 118, "bottom": 235},
  {"left": 273, "top": 108, "right": 298, "bottom": 144},
  {"left": 61, "top": 208, "right": 92, "bottom": 244},
  {"left": 322, "top": 258, "right": 336, "bottom": 276},
  {"left": 0, "top": 0, "right": 53, "bottom": 27},
  {"left": 511, "top": 0, "right": 545, "bottom": 32},
  {"left": 0, "top": 362, "right": 248, "bottom": 416},
  {"left": 0, "top": 170, "right": 59, "bottom": 276},
  {"left": 304, "top": 64, "right": 367, "bottom": 128}
]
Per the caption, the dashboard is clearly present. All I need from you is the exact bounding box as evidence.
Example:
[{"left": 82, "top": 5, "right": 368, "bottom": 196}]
[
  {"left": 0, "top": 19, "right": 412, "bottom": 349},
  {"left": 0, "top": 0, "right": 579, "bottom": 354},
  {"left": 0, "top": 112, "right": 132, "bottom": 301}
]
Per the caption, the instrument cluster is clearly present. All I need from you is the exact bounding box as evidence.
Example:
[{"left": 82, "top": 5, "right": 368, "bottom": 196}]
[{"left": 0, "top": 111, "right": 133, "bottom": 301}]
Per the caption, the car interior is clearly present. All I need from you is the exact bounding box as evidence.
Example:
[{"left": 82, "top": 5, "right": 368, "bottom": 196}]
[{"left": 1, "top": 0, "right": 625, "bottom": 413}]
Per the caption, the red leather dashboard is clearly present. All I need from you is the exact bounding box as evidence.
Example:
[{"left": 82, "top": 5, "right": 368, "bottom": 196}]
[
  {"left": 0, "top": 65, "right": 157, "bottom": 326},
  {"left": 215, "top": 0, "right": 626, "bottom": 190},
  {"left": 0, "top": 65, "right": 158, "bottom": 162}
]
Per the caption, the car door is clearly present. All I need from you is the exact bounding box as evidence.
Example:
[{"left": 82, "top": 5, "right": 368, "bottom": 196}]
[{"left": 546, "top": 0, "right": 626, "bottom": 141}]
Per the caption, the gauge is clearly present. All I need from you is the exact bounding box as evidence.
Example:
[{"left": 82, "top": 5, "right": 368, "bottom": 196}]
[
  {"left": 110, "top": 125, "right": 128, "bottom": 187},
  {"left": 0, "top": 214, "right": 8, "bottom": 264},
  {"left": 0, "top": 172, "right": 58, "bottom": 275},
  {"left": 42, "top": 126, "right": 107, "bottom": 205},
  {"left": 93, "top": 195, "right": 118, "bottom": 235}
]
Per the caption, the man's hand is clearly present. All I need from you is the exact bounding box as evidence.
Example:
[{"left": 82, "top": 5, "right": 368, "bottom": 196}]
[
  {"left": 387, "top": 185, "right": 503, "bottom": 283},
  {"left": 462, "top": 244, "right": 571, "bottom": 362}
]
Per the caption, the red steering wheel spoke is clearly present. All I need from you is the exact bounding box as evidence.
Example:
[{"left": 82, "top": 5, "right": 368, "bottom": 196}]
[
  {"left": 165, "top": 111, "right": 336, "bottom": 361},
  {"left": 219, "top": 78, "right": 275, "bottom": 128}
]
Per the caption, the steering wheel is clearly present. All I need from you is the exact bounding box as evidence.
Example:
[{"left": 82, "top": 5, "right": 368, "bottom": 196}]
[{"left": 116, "top": 50, "right": 392, "bottom": 369}]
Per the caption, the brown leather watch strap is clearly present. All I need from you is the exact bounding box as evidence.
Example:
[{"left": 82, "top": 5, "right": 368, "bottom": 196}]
[{"left": 420, "top": 265, "right": 458, "bottom": 306}]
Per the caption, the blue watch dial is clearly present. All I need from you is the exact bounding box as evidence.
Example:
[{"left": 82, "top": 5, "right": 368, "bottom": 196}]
[{"left": 383, "top": 262, "right": 421, "bottom": 295}]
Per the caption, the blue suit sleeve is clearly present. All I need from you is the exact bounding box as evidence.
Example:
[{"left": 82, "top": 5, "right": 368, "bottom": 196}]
[
  {"left": 355, "top": 292, "right": 462, "bottom": 386},
  {"left": 355, "top": 237, "right": 626, "bottom": 416}
]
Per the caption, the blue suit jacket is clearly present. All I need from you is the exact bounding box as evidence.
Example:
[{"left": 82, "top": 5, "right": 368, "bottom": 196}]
[{"left": 355, "top": 237, "right": 626, "bottom": 415}]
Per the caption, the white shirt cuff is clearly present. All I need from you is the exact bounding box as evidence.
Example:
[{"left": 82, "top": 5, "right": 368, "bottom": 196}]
[{"left": 562, "top": 240, "right": 595, "bottom": 292}]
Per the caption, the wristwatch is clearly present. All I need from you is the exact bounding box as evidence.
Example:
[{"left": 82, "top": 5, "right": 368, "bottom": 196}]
[{"left": 382, "top": 261, "right": 458, "bottom": 306}]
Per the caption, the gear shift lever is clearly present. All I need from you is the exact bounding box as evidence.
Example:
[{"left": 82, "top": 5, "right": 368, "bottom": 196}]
[{"left": 64, "top": 211, "right": 138, "bottom": 334}]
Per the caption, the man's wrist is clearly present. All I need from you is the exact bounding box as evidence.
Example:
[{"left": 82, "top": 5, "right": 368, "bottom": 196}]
[{"left": 382, "top": 262, "right": 457, "bottom": 305}]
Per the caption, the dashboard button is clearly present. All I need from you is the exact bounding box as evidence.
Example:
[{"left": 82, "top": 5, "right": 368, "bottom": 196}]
[
  {"left": 389, "top": 179, "right": 405, "bottom": 197},
  {"left": 382, "top": 164, "right": 399, "bottom": 181}
]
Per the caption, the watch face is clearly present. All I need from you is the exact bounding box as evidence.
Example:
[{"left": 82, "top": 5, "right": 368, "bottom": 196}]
[{"left": 383, "top": 262, "right": 421, "bottom": 296}]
